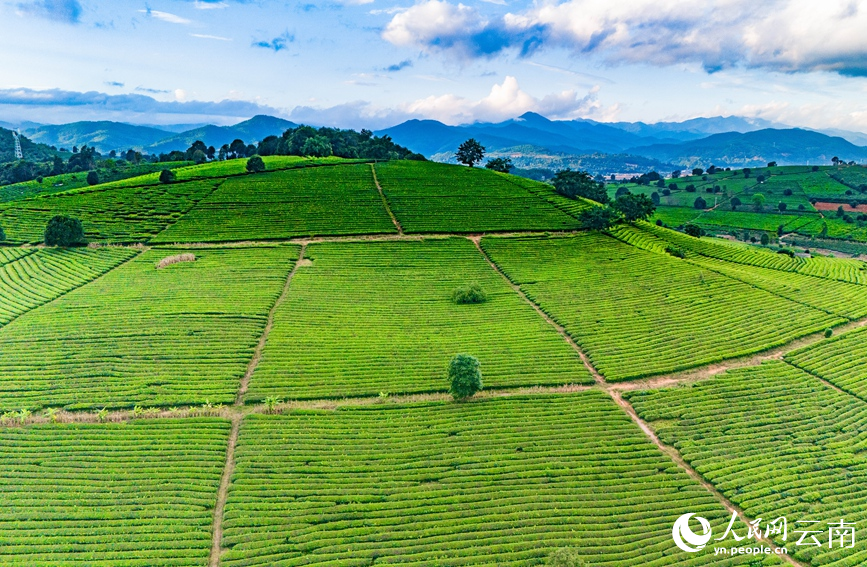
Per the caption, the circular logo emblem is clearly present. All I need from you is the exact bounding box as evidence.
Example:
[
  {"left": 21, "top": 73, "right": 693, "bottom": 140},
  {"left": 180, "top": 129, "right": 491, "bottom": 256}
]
[{"left": 673, "top": 513, "right": 712, "bottom": 552}]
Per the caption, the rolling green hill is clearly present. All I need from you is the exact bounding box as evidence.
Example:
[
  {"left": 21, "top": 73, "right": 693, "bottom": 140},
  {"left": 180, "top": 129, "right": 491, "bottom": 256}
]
[{"left": 2, "top": 155, "right": 867, "bottom": 566}]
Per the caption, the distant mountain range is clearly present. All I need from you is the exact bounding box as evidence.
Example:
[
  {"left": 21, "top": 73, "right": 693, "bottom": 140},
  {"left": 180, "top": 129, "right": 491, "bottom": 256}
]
[
  {"left": 4, "top": 111, "right": 867, "bottom": 173},
  {"left": 146, "top": 116, "right": 296, "bottom": 155},
  {"left": 16, "top": 115, "right": 297, "bottom": 156},
  {"left": 625, "top": 128, "right": 867, "bottom": 167},
  {"left": 23, "top": 122, "right": 171, "bottom": 153},
  {"left": 377, "top": 113, "right": 867, "bottom": 171}
]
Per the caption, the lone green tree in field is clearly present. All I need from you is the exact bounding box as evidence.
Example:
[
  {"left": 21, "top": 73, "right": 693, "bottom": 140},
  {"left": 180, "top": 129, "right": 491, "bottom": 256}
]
[
  {"left": 752, "top": 193, "right": 766, "bottom": 211},
  {"left": 246, "top": 156, "right": 266, "bottom": 173},
  {"left": 159, "top": 169, "right": 176, "bottom": 184},
  {"left": 578, "top": 206, "right": 620, "bottom": 230},
  {"left": 613, "top": 193, "right": 656, "bottom": 222},
  {"left": 44, "top": 215, "right": 84, "bottom": 247},
  {"left": 448, "top": 354, "right": 482, "bottom": 400},
  {"left": 86, "top": 171, "right": 99, "bottom": 186},
  {"left": 456, "top": 139, "right": 485, "bottom": 168},
  {"left": 485, "top": 157, "right": 513, "bottom": 173},
  {"left": 552, "top": 170, "right": 609, "bottom": 204},
  {"left": 693, "top": 196, "right": 707, "bottom": 209}
]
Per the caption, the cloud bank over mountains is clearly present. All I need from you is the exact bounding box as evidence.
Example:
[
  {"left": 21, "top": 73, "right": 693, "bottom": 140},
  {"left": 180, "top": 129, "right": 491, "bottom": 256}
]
[
  {"left": 384, "top": 0, "right": 867, "bottom": 76},
  {"left": 0, "top": 77, "right": 610, "bottom": 128}
]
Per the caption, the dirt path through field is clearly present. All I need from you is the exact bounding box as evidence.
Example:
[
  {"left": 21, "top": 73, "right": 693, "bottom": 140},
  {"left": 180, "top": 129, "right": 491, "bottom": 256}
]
[
  {"left": 473, "top": 234, "right": 808, "bottom": 567},
  {"left": 609, "top": 314, "right": 867, "bottom": 391},
  {"left": 234, "top": 243, "right": 307, "bottom": 405},
  {"left": 369, "top": 163, "right": 403, "bottom": 235},
  {"left": 607, "top": 390, "right": 806, "bottom": 567},
  {"left": 208, "top": 413, "right": 241, "bottom": 567}
]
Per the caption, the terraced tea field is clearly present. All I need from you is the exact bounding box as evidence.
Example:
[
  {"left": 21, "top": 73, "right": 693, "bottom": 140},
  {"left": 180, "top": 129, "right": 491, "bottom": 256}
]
[
  {"left": 621, "top": 222, "right": 867, "bottom": 284},
  {"left": 96, "top": 156, "right": 358, "bottom": 190},
  {"left": 0, "top": 161, "right": 191, "bottom": 203},
  {"left": 786, "top": 325, "right": 867, "bottom": 400},
  {"left": 0, "top": 179, "right": 220, "bottom": 243},
  {"left": 246, "top": 238, "right": 591, "bottom": 401},
  {"left": 0, "top": 247, "right": 138, "bottom": 325},
  {"left": 375, "top": 161, "right": 580, "bottom": 232},
  {"left": 482, "top": 233, "right": 842, "bottom": 380},
  {"left": 609, "top": 225, "right": 867, "bottom": 318},
  {"left": 221, "top": 395, "right": 768, "bottom": 567},
  {"left": 0, "top": 246, "right": 298, "bottom": 410},
  {"left": 2, "top": 158, "right": 867, "bottom": 566},
  {"left": 153, "top": 164, "right": 395, "bottom": 242},
  {"left": 506, "top": 175, "right": 596, "bottom": 218},
  {"left": 626, "top": 361, "right": 867, "bottom": 567},
  {"left": 0, "top": 418, "right": 229, "bottom": 567}
]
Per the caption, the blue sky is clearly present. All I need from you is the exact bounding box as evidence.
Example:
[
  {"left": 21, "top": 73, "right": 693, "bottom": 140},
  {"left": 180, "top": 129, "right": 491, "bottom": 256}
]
[{"left": 3, "top": 0, "right": 867, "bottom": 130}]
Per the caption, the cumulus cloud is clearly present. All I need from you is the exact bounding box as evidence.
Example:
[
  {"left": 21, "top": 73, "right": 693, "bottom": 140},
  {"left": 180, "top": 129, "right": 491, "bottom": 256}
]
[
  {"left": 288, "top": 76, "right": 612, "bottom": 128},
  {"left": 16, "top": 0, "right": 82, "bottom": 23},
  {"left": 401, "top": 76, "right": 603, "bottom": 123},
  {"left": 383, "top": 0, "right": 867, "bottom": 75},
  {"left": 383, "top": 1, "right": 540, "bottom": 58}
]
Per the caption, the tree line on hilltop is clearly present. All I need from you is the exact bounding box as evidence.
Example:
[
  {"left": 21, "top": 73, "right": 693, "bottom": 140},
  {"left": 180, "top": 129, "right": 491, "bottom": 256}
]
[{"left": 0, "top": 125, "right": 424, "bottom": 187}]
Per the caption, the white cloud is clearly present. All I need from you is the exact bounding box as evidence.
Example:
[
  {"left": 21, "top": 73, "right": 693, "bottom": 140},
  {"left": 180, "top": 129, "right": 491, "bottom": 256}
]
[
  {"left": 383, "top": 0, "right": 867, "bottom": 75},
  {"left": 402, "top": 76, "right": 606, "bottom": 123},
  {"left": 190, "top": 33, "right": 233, "bottom": 41},
  {"left": 288, "top": 76, "right": 614, "bottom": 128},
  {"left": 383, "top": 1, "right": 488, "bottom": 56},
  {"left": 139, "top": 9, "right": 192, "bottom": 25},
  {"left": 194, "top": 1, "right": 229, "bottom": 8}
]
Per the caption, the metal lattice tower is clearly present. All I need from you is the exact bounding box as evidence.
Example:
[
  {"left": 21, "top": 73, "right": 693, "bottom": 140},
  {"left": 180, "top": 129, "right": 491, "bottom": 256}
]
[{"left": 12, "top": 130, "right": 23, "bottom": 160}]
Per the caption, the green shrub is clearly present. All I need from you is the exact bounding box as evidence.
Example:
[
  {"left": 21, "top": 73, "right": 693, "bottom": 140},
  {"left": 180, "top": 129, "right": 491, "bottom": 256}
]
[
  {"left": 760, "top": 233, "right": 770, "bottom": 245},
  {"left": 665, "top": 246, "right": 686, "bottom": 259},
  {"left": 448, "top": 354, "right": 482, "bottom": 400},
  {"left": 44, "top": 216, "right": 84, "bottom": 247},
  {"left": 452, "top": 283, "right": 487, "bottom": 304},
  {"left": 246, "top": 156, "right": 266, "bottom": 173},
  {"left": 684, "top": 224, "right": 702, "bottom": 238},
  {"left": 159, "top": 169, "right": 176, "bottom": 184},
  {"left": 825, "top": 328, "right": 833, "bottom": 338},
  {"left": 86, "top": 171, "right": 99, "bottom": 186},
  {"left": 546, "top": 547, "right": 585, "bottom": 567}
]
